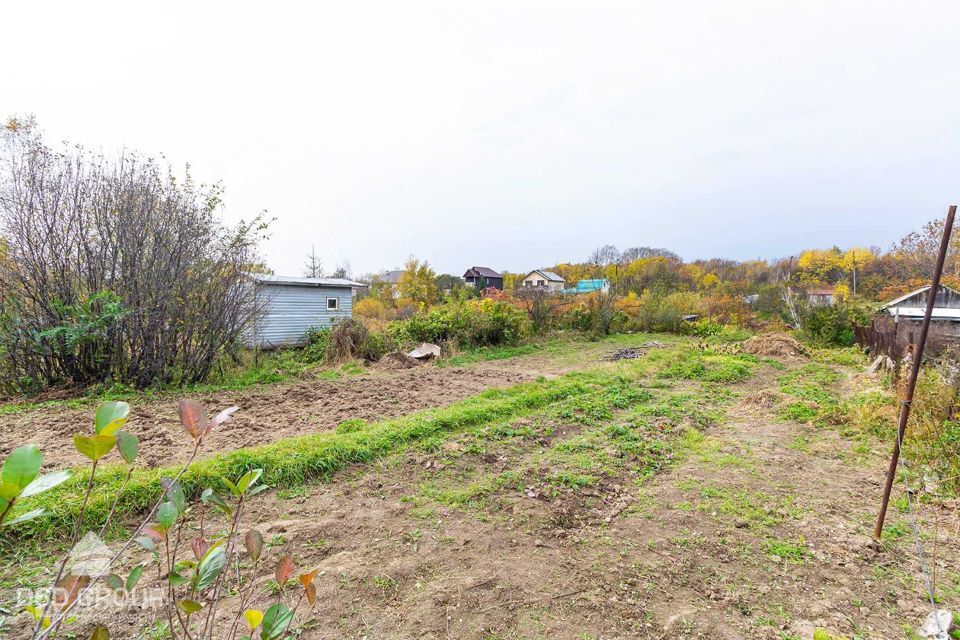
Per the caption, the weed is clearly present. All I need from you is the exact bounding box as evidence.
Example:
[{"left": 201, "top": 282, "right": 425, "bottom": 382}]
[{"left": 765, "top": 537, "right": 809, "bottom": 563}]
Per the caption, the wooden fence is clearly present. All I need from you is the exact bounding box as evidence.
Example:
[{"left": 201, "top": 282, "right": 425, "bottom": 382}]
[{"left": 855, "top": 314, "right": 960, "bottom": 363}]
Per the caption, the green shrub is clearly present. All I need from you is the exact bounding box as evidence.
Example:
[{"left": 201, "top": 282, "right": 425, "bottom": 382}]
[
  {"left": 391, "top": 299, "right": 529, "bottom": 348},
  {"left": 302, "top": 326, "right": 331, "bottom": 362},
  {"left": 800, "top": 302, "right": 873, "bottom": 346}
]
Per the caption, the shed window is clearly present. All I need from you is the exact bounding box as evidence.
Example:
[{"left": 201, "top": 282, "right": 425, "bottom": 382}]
[{"left": 327, "top": 297, "right": 339, "bottom": 310}]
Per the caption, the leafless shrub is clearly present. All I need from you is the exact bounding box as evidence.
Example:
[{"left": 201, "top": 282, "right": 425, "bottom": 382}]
[
  {"left": 515, "top": 287, "right": 560, "bottom": 333},
  {"left": 0, "top": 118, "right": 267, "bottom": 391},
  {"left": 327, "top": 318, "right": 370, "bottom": 363}
]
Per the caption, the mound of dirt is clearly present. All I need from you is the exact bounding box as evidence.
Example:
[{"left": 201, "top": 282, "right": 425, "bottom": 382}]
[
  {"left": 740, "top": 388, "right": 786, "bottom": 408},
  {"left": 375, "top": 352, "right": 422, "bottom": 370},
  {"left": 742, "top": 333, "right": 807, "bottom": 358}
]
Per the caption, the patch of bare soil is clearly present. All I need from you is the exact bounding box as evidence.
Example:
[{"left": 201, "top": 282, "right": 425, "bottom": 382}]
[
  {"left": 743, "top": 333, "right": 808, "bottom": 358},
  {"left": 0, "top": 356, "right": 566, "bottom": 469}
]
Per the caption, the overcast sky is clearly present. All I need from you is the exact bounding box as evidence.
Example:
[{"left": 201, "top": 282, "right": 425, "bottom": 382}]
[{"left": 3, "top": 1, "right": 959, "bottom": 277}]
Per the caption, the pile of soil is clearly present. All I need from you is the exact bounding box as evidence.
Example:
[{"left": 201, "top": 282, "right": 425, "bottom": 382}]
[
  {"left": 740, "top": 388, "right": 786, "bottom": 408},
  {"left": 375, "top": 352, "right": 422, "bottom": 370},
  {"left": 742, "top": 333, "right": 808, "bottom": 358}
]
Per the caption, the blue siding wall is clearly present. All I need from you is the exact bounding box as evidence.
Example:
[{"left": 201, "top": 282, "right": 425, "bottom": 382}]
[{"left": 247, "top": 284, "right": 353, "bottom": 348}]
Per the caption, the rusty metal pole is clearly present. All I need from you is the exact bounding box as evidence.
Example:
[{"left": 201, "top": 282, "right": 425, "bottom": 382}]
[{"left": 874, "top": 205, "right": 957, "bottom": 539}]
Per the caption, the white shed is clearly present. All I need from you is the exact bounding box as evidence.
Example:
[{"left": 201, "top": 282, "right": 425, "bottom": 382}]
[{"left": 246, "top": 274, "right": 365, "bottom": 348}]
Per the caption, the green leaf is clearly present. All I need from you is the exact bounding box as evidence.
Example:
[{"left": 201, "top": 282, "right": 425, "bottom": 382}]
[
  {"left": 0, "top": 481, "right": 20, "bottom": 501},
  {"left": 116, "top": 431, "right": 138, "bottom": 464},
  {"left": 134, "top": 535, "right": 156, "bottom": 551},
  {"left": 195, "top": 544, "right": 226, "bottom": 591},
  {"left": 200, "top": 489, "right": 232, "bottom": 516},
  {"left": 2, "top": 508, "right": 47, "bottom": 528},
  {"left": 260, "top": 603, "right": 294, "bottom": 640},
  {"left": 156, "top": 502, "right": 178, "bottom": 528},
  {"left": 126, "top": 565, "right": 144, "bottom": 592},
  {"left": 73, "top": 434, "right": 117, "bottom": 461},
  {"left": 177, "top": 599, "right": 203, "bottom": 615},
  {"left": 2, "top": 444, "right": 43, "bottom": 489},
  {"left": 248, "top": 484, "right": 270, "bottom": 497},
  {"left": 95, "top": 401, "right": 130, "bottom": 435},
  {"left": 221, "top": 476, "right": 241, "bottom": 498},
  {"left": 161, "top": 478, "right": 186, "bottom": 513},
  {"left": 90, "top": 626, "right": 110, "bottom": 640},
  {"left": 20, "top": 469, "right": 72, "bottom": 498},
  {"left": 168, "top": 572, "right": 190, "bottom": 587},
  {"left": 104, "top": 574, "right": 124, "bottom": 594},
  {"left": 237, "top": 469, "right": 263, "bottom": 495}
]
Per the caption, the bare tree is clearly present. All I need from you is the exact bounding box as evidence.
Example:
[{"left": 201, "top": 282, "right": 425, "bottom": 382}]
[
  {"left": 589, "top": 244, "right": 621, "bottom": 267},
  {"left": 516, "top": 287, "right": 557, "bottom": 333},
  {"left": 302, "top": 245, "right": 324, "bottom": 278},
  {"left": 621, "top": 246, "right": 682, "bottom": 263},
  {"left": 590, "top": 290, "right": 619, "bottom": 335},
  {"left": 0, "top": 117, "right": 267, "bottom": 391},
  {"left": 331, "top": 261, "right": 351, "bottom": 279}
]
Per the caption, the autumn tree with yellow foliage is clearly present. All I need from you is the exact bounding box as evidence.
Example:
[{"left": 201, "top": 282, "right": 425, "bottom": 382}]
[{"left": 398, "top": 257, "right": 439, "bottom": 308}]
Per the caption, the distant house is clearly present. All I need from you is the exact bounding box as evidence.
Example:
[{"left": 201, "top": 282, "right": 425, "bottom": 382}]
[
  {"left": 881, "top": 284, "right": 960, "bottom": 326},
  {"left": 370, "top": 269, "right": 404, "bottom": 299},
  {"left": 463, "top": 266, "right": 503, "bottom": 290},
  {"left": 857, "top": 284, "right": 960, "bottom": 358},
  {"left": 381, "top": 270, "right": 404, "bottom": 285},
  {"left": 245, "top": 274, "right": 365, "bottom": 348},
  {"left": 806, "top": 285, "right": 836, "bottom": 306},
  {"left": 521, "top": 269, "right": 565, "bottom": 292}
]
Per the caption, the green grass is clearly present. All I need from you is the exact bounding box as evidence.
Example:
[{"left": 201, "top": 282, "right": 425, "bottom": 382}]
[
  {"left": 439, "top": 342, "right": 546, "bottom": 367},
  {"left": 5, "top": 366, "right": 645, "bottom": 540},
  {"left": 658, "top": 351, "right": 756, "bottom": 384},
  {"left": 764, "top": 537, "right": 809, "bottom": 563}
]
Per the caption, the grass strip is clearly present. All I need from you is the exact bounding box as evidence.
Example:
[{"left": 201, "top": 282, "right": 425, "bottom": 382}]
[{"left": 6, "top": 368, "right": 637, "bottom": 540}]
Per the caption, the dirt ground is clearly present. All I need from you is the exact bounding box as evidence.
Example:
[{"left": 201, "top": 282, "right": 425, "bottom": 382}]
[
  {"left": 9, "top": 345, "right": 958, "bottom": 640},
  {"left": 0, "top": 353, "right": 576, "bottom": 470}
]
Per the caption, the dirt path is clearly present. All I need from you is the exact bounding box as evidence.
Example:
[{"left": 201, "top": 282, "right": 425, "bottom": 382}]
[{"left": 0, "top": 353, "right": 580, "bottom": 469}]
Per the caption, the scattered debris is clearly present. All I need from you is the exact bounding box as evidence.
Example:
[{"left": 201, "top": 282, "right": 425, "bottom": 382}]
[
  {"left": 917, "top": 609, "right": 953, "bottom": 638},
  {"left": 603, "top": 342, "right": 664, "bottom": 361},
  {"left": 407, "top": 342, "right": 442, "bottom": 360},
  {"left": 376, "top": 352, "right": 422, "bottom": 370},
  {"left": 868, "top": 354, "right": 895, "bottom": 374},
  {"left": 604, "top": 348, "right": 644, "bottom": 361},
  {"left": 742, "top": 333, "right": 808, "bottom": 358}
]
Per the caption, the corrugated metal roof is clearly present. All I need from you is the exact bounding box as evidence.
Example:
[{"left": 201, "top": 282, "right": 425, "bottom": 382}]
[
  {"left": 885, "top": 306, "right": 960, "bottom": 320},
  {"left": 881, "top": 284, "right": 960, "bottom": 309},
  {"left": 248, "top": 273, "right": 365, "bottom": 288}
]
